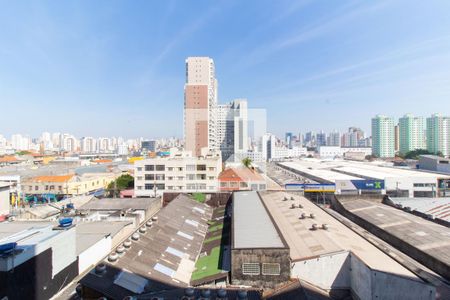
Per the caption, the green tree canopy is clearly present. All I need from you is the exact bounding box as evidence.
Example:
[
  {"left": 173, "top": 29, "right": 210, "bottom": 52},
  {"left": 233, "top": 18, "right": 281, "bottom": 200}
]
[{"left": 242, "top": 157, "right": 252, "bottom": 168}]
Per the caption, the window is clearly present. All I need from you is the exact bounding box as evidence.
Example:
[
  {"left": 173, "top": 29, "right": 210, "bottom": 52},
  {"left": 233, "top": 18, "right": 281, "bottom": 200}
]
[
  {"left": 197, "top": 164, "right": 206, "bottom": 171},
  {"left": 145, "top": 184, "right": 154, "bottom": 190},
  {"left": 49, "top": 185, "right": 54, "bottom": 190},
  {"left": 145, "top": 165, "right": 154, "bottom": 171},
  {"left": 137, "top": 176, "right": 143, "bottom": 180},
  {"left": 187, "top": 174, "right": 195, "bottom": 180},
  {"left": 137, "top": 167, "right": 142, "bottom": 171},
  {"left": 58, "top": 186, "right": 62, "bottom": 191},
  {"left": 145, "top": 174, "right": 154, "bottom": 181},
  {"left": 240, "top": 182, "right": 248, "bottom": 188},
  {"left": 220, "top": 182, "right": 228, "bottom": 188},
  {"left": 168, "top": 167, "right": 174, "bottom": 171},
  {"left": 156, "top": 174, "right": 165, "bottom": 180},
  {"left": 137, "top": 186, "right": 142, "bottom": 190},
  {"left": 35, "top": 186, "right": 38, "bottom": 191},
  {"left": 262, "top": 263, "right": 281, "bottom": 275},
  {"left": 242, "top": 263, "right": 260, "bottom": 275},
  {"left": 186, "top": 164, "right": 196, "bottom": 171},
  {"left": 45, "top": 185, "right": 49, "bottom": 190},
  {"left": 156, "top": 184, "right": 165, "bottom": 190},
  {"left": 230, "top": 181, "right": 238, "bottom": 188},
  {"left": 155, "top": 165, "right": 165, "bottom": 171},
  {"left": 208, "top": 167, "right": 215, "bottom": 171}
]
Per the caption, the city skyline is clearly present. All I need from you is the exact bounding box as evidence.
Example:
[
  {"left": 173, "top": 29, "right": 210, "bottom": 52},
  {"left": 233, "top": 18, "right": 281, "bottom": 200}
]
[{"left": 1, "top": 1, "right": 450, "bottom": 137}]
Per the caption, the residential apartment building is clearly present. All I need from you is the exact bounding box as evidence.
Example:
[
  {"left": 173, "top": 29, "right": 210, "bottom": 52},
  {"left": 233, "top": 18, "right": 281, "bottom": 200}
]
[
  {"left": 327, "top": 131, "right": 341, "bottom": 146},
  {"left": 372, "top": 115, "right": 395, "bottom": 158},
  {"left": 184, "top": 57, "right": 218, "bottom": 156},
  {"left": 427, "top": 114, "right": 450, "bottom": 157},
  {"left": 217, "top": 99, "right": 248, "bottom": 161},
  {"left": 399, "top": 114, "right": 425, "bottom": 155},
  {"left": 81, "top": 137, "right": 97, "bottom": 153},
  {"left": 134, "top": 150, "right": 222, "bottom": 196}
]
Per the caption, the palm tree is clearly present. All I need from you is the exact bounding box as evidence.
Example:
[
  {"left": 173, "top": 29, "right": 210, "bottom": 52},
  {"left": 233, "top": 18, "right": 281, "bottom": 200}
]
[{"left": 242, "top": 157, "right": 252, "bottom": 168}]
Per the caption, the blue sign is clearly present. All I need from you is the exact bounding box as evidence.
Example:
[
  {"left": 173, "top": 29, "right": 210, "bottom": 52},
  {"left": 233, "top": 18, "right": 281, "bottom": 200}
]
[{"left": 350, "top": 180, "right": 384, "bottom": 190}]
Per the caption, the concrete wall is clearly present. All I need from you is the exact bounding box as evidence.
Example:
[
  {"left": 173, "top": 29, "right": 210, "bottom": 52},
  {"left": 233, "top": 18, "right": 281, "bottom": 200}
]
[
  {"left": 350, "top": 253, "right": 373, "bottom": 300},
  {"left": 292, "top": 251, "right": 351, "bottom": 290},
  {"left": 351, "top": 253, "right": 435, "bottom": 300},
  {"left": 231, "top": 248, "right": 291, "bottom": 288},
  {"left": 78, "top": 236, "right": 112, "bottom": 274}
]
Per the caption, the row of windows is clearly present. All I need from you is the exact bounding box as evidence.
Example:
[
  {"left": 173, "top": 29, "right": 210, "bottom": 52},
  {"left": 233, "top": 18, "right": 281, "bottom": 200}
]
[
  {"left": 136, "top": 185, "right": 215, "bottom": 191},
  {"left": 413, "top": 183, "right": 436, "bottom": 187},
  {"left": 28, "top": 185, "right": 63, "bottom": 191},
  {"left": 137, "top": 165, "right": 216, "bottom": 172},
  {"left": 242, "top": 263, "right": 281, "bottom": 276}
]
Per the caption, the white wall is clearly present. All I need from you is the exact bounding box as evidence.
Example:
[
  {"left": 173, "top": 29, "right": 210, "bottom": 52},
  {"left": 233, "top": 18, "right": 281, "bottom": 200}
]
[
  {"left": 0, "top": 187, "right": 9, "bottom": 216},
  {"left": 292, "top": 251, "right": 351, "bottom": 290},
  {"left": 78, "top": 236, "right": 112, "bottom": 274}
]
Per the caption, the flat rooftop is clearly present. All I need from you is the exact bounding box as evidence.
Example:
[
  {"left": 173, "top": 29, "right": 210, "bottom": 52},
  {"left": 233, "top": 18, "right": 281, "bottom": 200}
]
[
  {"left": 389, "top": 197, "right": 450, "bottom": 222},
  {"left": 80, "top": 197, "right": 158, "bottom": 211},
  {"left": 339, "top": 197, "right": 450, "bottom": 270},
  {"left": 279, "top": 161, "right": 363, "bottom": 183},
  {"left": 232, "top": 191, "right": 285, "bottom": 249},
  {"left": 259, "top": 191, "right": 420, "bottom": 279}
]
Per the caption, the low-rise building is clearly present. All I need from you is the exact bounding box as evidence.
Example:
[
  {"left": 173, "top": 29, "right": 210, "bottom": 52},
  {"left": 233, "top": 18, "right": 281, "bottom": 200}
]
[
  {"left": 419, "top": 155, "right": 450, "bottom": 174},
  {"left": 134, "top": 150, "right": 222, "bottom": 197},
  {"left": 231, "top": 191, "right": 290, "bottom": 288},
  {"left": 218, "top": 168, "right": 266, "bottom": 191},
  {"left": 0, "top": 183, "right": 10, "bottom": 218},
  {"left": 22, "top": 172, "right": 116, "bottom": 199}
]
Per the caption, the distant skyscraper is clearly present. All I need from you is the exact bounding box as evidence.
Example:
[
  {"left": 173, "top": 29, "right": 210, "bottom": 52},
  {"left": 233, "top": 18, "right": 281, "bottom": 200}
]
[
  {"left": 285, "top": 132, "right": 293, "bottom": 149},
  {"left": 141, "top": 140, "right": 156, "bottom": 153},
  {"left": 399, "top": 114, "right": 425, "bottom": 155},
  {"left": 217, "top": 99, "right": 248, "bottom": 161},
  {"left": 316, "top": 131, "right": 326, "bottom": 147},
  {"left": 427, "top": 114, "right": 450, "bottom": 157},
  {"left": 372, "top": 115, "right": 395, "bottom": 158},
  {"left": 327, "top": 130, "right": 340, "bottom": 146},
  {"left": 81, "top": 137, "right": 97, "bottom": 153},
  {"left": 394, "top": 124, "right": 400, "bottom": 153},
  {"left": 184, "top": 57, "right": 218, "bottom": 156}
]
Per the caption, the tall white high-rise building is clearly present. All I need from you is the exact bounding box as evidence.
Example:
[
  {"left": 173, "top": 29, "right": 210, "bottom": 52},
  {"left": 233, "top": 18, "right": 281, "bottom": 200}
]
[
  {"left": 81, "top": 137, "right": 97, "bottom": 153},
  {"left": 327, "top": 131, "right": 341, "bottom": 146},
  {"left": 217, "top": 99, "right": 248, "bottom": 161},
  {"left": 427, "top": 114, "right": 450, "bottom": 157},
  {"left": 398, "top": 114, "right": 425, "bottom": 155},
  {"left": 11, "top": 134, "right": 30, "bottom": 151},
  {"left": 184, "top": 57, "right": 218, "bottom": 156},
  {"left": 372, "top": 115, "right": 395, "bottom": 158}
]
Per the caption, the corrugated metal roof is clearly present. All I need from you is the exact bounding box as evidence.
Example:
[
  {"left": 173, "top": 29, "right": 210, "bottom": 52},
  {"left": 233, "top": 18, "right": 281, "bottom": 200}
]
[{"left": 233, "top": 191, "right": 285, "bottom": 249}]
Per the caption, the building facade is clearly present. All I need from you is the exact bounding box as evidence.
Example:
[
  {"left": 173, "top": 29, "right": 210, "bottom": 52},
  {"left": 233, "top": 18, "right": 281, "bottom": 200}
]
[
  {"left": 427, "top": 114, "right": 450, "bottom": 157},
  {"left": 217, "top": 99, "right": 248, "bottom": 161},
  {"left": 134, "top": 150, "right": 222, "bottom": 196},
  {"left": 184, "top": 57, "right": 218, "bottom": 156},
  {"left": 399, "top": 114, "right": 425, "bottom": 155},
  {"left": 372, "top": 115, "right": 395, "bottom": 158}
]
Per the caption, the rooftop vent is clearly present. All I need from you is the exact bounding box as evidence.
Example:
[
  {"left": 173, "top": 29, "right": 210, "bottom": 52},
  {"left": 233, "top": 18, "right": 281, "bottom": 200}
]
[
  {"left": 95, "top": 263, "right": 106, "bottom": 275},
  {"left": 322, "top": 224, "right": 329, "bottom": 230},
  {"left": 298, "top": 204, "right": 303, "bottom": 208},
  {"left": 123, "top": 240, "right": 132, "bottom": 248},
  {"left": 310, "top": 213, "right": 316, "bottom": 219},
  {"left": 290, "top": 204, "right": 296, "bottom": 209},
  {"left": 283, "top": 196, "right": 288, "bottom": 201},
  {"left": 139, "top": 226, "right": 147, "bottom": 233},
  {"left": 116, "top": 246, "right": 125, "bottom": 254},
  {"left": 217, "top": 289, "right": 227, "bottom": 298},
  {"left": 152, "top": 216, "right": 159, "bottom": 222},
  {"left": 146, "top": 221, "right": 153, "bottom": 227},
  {"left": 108, "top": 252, "right": 119, "bottom": 262},
  {"left": 299, "top": 213, "right": 306, "bottom": 219},
  {"left": 237, "top": 290, "right": 248, "bottom": 299},
  {"left": 131, "top": 233, "right": 140, "bottom": 241},
  {"left": 311, "top": 224, "right": 318, "bottom": 231},
  {"left": 185, "top": 288, "right": 195, "bottom": 297},
  {"left": 200, "top": 289, "right": 211, "bottom": 298},
  {"left": 290, "top": 196, "right": 295, "bottom": 201}
]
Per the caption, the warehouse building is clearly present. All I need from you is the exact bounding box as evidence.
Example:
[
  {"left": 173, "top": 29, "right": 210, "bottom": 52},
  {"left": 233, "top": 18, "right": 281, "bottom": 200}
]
[
  {"left": 231, "top": 191, "right": 290, "bottom": 288},
  {"left": 259, "top": 191, "right": 436, "bottom": 300}
]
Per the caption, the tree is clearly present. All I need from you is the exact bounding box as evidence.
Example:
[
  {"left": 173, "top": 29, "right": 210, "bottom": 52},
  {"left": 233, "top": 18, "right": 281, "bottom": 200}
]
[
  {"left": 242, "top": 157, "right": 252, "bottom": 168},
  {"left": 403, "top": 149, "right": 432, "bottom": 160},
  {"left": 107, "top": 174, "right": 134, "bottom": 197}
]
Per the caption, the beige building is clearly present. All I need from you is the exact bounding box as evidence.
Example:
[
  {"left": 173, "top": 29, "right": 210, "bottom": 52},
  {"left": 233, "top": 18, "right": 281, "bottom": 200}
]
[
  {"left": 22, "top": 173, "right": 116, "bottom": 196},
  {"left": 184, "top": 57, "right": 218, "bottom": 156},
  {"left": 134, "top": 150, "right": 222, "bottom": 196}
]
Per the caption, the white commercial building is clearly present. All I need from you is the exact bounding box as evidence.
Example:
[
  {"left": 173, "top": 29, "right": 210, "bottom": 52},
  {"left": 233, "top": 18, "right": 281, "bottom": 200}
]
[
  {"left": 217, "top": 99, "right": 248, "bottom": 161},
  {"left": 134, "top": 150, "right": 222, "bottom": 196},
  {"left": 318, "top": 146, "right": 372, "bottom": 159}
]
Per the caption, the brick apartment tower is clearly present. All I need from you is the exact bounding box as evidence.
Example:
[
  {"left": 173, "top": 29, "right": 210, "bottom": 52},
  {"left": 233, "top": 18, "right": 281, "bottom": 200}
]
[{"left": 184, "top": 57, "right": 218, "bottom": 156}]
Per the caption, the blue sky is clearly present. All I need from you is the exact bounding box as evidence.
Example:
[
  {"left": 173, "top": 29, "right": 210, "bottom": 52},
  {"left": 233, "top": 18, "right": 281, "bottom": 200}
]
[{"left": 1, "top": 0, "right": 450, "bottom": 139}]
